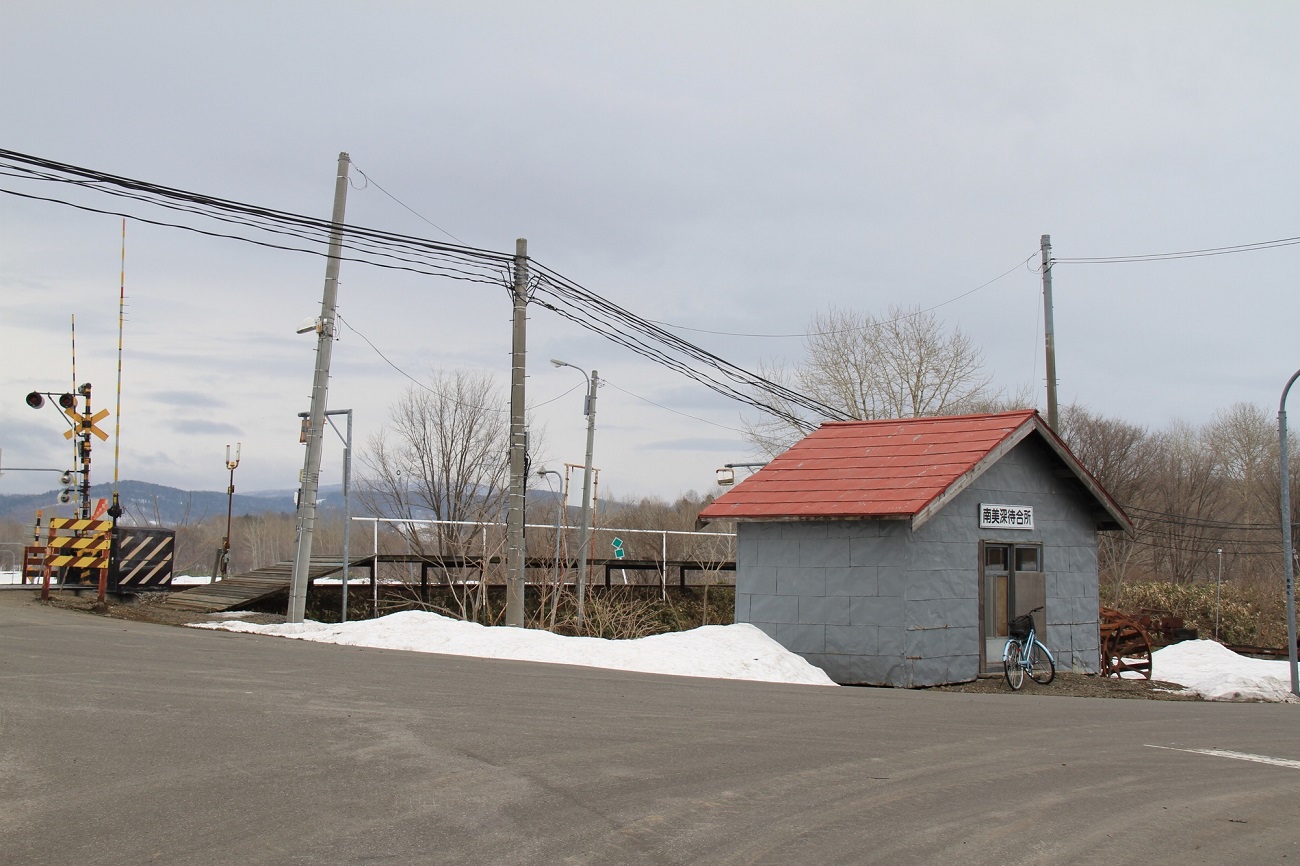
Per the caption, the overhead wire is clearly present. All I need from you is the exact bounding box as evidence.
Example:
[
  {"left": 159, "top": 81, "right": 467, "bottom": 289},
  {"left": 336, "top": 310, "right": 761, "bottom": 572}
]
[
  {"left": 1054, "top": 235, "right": 1300, "bottom": 264},
  {"left": 0, "top": 150, "right": 514, "bottom": 286},
  {"left": 640, "top": 252, "right": 1039, "bottom": 338},
  {"left": 0, "top": 184, "right": 509, "bottom": 287},
  {"left": 1121, "top": 504, "right": 1284, "bottom": 531},
  {"left": 348, "top": 160, "right": 468, "bottom": 246},
  {"left": 335, "top": 313, "right": 507, "bottom": 414},
  {"left": 602, "top": 380, "right": 750, "bottom": 434},
  {"left": 1120, "top": 536, "right": 1283, "bottom": 558},
  {"left": 0, "top": 147, "right": 926, "bottom": 434},
  {"left": 529, "top": 262, "right": 850, "bottom": 429}
]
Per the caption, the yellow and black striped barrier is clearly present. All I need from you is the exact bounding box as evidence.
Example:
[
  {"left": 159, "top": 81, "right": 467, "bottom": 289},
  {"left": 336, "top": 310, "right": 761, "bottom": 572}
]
[
  {"left": 45, "top": 518, "right": 112, "bottom": 570},
  {"left": 42, "top": 518, "right": 112, "bottom": 602}
]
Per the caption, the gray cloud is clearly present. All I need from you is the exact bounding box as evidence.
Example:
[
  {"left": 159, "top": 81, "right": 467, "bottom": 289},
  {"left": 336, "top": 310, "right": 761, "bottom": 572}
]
[{"left": 3, "top": 3, "right": 1298, "bottom": 500}]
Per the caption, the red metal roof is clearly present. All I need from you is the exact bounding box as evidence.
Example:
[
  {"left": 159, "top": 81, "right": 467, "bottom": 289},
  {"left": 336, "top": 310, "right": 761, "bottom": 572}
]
[{"left": 699, "top": 410, "right": 1128, "bottom": 529}]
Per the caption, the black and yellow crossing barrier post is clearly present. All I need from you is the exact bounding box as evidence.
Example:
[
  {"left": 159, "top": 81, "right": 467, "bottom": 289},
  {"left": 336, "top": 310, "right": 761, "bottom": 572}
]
[{"left": 42, "top": 517, "right": 112, "bottom": 603}]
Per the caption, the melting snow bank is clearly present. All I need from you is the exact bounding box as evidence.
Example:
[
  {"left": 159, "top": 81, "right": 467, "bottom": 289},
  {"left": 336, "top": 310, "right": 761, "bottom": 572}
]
[
  {"left": 1152, "top": 640, "right": 1299, "bottom": 702},
  {"left": 190, "top": 611, "right": 838, "bottom": 687}
]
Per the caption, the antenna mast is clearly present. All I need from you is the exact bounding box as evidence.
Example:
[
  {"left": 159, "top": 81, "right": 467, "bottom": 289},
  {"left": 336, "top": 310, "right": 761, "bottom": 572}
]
[{"left": 109, "top": 219, "right": 126, "bottom": 520}]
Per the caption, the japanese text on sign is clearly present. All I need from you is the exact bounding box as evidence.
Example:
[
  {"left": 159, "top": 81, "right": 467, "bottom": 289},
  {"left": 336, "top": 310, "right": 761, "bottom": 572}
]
[{"left": 979, "top": 504, "right": 1034, "bottom": 530}]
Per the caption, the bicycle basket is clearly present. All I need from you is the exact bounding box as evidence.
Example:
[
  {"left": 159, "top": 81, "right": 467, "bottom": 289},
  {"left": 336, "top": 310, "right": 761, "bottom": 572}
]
[{"left": 1008, "top": 614, "right": 1034, "bottom": 640}]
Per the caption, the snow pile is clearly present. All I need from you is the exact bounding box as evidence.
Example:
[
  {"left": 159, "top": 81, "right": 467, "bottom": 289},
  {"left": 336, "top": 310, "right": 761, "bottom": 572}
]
[
  {"left": 1151, "top": 639, "right": 1298, "bottom": 702},
  {"left": 191, "top": 611, "right": 837, "bottom": 687}
]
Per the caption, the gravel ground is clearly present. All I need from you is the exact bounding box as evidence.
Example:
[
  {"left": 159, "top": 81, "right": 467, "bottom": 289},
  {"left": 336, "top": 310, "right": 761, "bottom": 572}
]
[
  {"left": 30, "top": 590, "right": 1200, "bottom": 699},
  {"left": 38, "top": 590, "right": 289, "bottom": 627},
  {"left": 930, "top": 670, "right": 1201, "bottom": 700}
]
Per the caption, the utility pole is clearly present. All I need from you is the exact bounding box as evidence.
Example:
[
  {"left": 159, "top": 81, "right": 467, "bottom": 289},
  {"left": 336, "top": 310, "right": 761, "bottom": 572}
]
[
  {"left": 575, "top": 369, "right": 598, "bottom": 626},
  {"left": 288, "top": 152, "right": 350, "bottom": 624},
  {"left": 1041, "top": 234, "right": 1059, "bottom": 430},
  {"left": 505, "top": 238, "right": 529, "bottom": 627}
]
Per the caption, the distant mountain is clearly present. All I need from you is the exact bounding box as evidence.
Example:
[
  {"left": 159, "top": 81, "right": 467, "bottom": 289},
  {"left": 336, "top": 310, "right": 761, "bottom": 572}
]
[
  {"left": 0, "top": 479, "right": 561, "bottom": 528},
  {"left": 0, "top": 479, "right": 348, "bottom": 527}
]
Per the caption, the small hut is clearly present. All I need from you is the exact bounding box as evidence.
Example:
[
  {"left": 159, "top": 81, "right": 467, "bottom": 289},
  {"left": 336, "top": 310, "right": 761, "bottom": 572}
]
[{"left": 698, "top": 411, "right": 1131, "bottom": 687}]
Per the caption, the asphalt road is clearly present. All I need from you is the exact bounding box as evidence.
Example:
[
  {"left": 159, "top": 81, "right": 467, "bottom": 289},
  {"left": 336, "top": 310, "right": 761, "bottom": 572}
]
[{"left": 2, "top": 593, "right": 1298, "bottom": 865}]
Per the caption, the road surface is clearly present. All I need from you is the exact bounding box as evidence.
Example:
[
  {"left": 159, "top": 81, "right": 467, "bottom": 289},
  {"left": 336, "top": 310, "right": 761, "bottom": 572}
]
[{"left": 2, "top": 592, "right": 1297, "bottom": 864}]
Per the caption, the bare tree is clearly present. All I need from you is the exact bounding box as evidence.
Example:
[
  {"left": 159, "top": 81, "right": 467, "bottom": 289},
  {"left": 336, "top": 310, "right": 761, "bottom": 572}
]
[
  {"left": 1057, "top": 403, "right": 1153, "bottom": 506},
  {"left": 356, "top": 369, "right": 514, "bottom": 619},
  {"left": 238, "top": 513, "right": 296, "bottom": 571},
  {"left": 1144, "top": 421, "right": 1225, "bottom": 585},
  {"left": 360, "top": 369, "right": 510, "bottom": 530},
  {"left": 744, "top": 305, "right": 1006, "bottom": 455},
  {"left": 1205, "top": 402, "right": 1277, "bottom": 523},
  {"left": 1057, "top": 403, "right": 1155, "bottom": 598}
]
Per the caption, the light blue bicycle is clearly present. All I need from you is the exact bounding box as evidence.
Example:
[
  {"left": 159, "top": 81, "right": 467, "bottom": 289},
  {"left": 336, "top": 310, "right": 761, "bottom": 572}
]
[{"left": 1003, "top": 605, "right": 1056, "bottom": 690}]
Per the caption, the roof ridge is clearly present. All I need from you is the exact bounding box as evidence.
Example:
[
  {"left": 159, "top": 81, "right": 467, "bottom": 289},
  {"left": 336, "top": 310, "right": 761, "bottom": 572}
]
[{"left": 818, "top": 409, "right": 1037, "bottom": 429}]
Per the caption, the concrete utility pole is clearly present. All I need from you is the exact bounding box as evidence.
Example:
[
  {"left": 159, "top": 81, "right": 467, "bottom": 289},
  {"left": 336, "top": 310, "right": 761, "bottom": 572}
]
[
  {"left": 1041, "top": 234, "right": 1059, "bottom": 430},
  {"left": 505, "top": 238, "right": 529, "bottom": 627},
  {"left": 287, "top": 152, "right": 350, "bottom": 624},
  {"left": 575, "top": 369, "right": 598, "bottom": 626}
]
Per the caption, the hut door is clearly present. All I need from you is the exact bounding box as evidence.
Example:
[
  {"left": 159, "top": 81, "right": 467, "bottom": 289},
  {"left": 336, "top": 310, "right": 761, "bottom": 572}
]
[{"left": 981, "top": 543, "right": 1045, "bottom": 669}]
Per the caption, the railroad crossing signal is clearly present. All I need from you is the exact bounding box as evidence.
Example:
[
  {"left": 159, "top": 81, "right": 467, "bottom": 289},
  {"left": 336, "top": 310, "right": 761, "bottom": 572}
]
[
  {"left": 25, "top": 391, "right": 76, "bottom": 410},
  {"left": 63, "top": 407, "right": 109, "bottom": 441},
  {"left": 611, "top": 536, "right": 625, "bottom": 560}
]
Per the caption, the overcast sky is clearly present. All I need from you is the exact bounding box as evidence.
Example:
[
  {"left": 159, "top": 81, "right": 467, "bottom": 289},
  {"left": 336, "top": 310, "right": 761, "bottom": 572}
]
[{"left": 3, "top": 3, "right": 1298, "bottom": 507}]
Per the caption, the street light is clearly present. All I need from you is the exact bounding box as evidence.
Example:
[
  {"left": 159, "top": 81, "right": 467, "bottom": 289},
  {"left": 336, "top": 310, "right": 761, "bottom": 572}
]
[
  {"left": 551, "top": 359, "right": 598, "bottom": 627},
  {"left": 1278, "top": 369, "right": 1300, "bottom": 698},
  {"left": 715, "top": 462, "right": 768, "bottom": 486},
  {"left": 218, "top": 442, "right": 241, "bottom": 582},
  {"left": 537, "top": 468, "right": 564, "bottom": 630}
]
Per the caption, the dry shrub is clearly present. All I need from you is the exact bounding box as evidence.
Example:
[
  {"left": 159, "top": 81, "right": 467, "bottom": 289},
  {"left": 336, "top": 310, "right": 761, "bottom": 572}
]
[
  {"left": 552, "top": 587, "right": 736, "bottom": 639},
  {"left": 556, "top": 588, "right": 665, "bottom": 639},
  {"left": 1114, "top": 581, "right": 1284, "bottom": 647}
]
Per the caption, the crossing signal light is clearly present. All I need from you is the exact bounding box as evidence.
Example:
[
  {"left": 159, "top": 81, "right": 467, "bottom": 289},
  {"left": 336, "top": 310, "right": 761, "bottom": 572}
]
[
  {"left": 59, "top": 471, "right": 75, "bottom": 485},
  {"left": 57, "top": 489, "right": 74, "bottom": 504},
  {"left": 24, "top": 392, "right": 76, "bottom": 410}
]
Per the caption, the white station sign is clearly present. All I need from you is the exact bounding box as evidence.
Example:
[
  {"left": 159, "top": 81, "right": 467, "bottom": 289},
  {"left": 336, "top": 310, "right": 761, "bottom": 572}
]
[{"left": 980, "top": 503, "right": 1034, "bottom": 530}]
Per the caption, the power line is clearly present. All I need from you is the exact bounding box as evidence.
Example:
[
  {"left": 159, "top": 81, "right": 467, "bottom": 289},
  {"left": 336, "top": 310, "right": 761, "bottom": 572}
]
[
  {"left": 1121, "top": 537, "right": 1282, "bottom": 558},
  {"left": 1122, "top": 504, "right": 1284, "bottom": 531},
  {"left": 348, "top": 160, "right": 468, "bottom": 246},
  {"left": 529, "top": 264, "right": 849, "bottom": 428},
  {"left": 641, "top": 253, "right": 1038, "bottom": 338},
  {"left": 0, "top": 147, "right": 847, "bottom": 432},
  {"left": 0, "top": 184, "right": 510, "bottom": 287},
  {"left": 335, "top": 313, "right": 506, "bottom": 415},
  {"left": 1054, "top": 235, "right": 1300, "bottom": 265},
  {"left": 603, "top": 380, "right": 749, "bottom": 434}
]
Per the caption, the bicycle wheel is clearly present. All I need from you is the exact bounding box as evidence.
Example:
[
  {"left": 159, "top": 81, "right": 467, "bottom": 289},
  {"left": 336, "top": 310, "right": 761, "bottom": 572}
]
[
  {"left": 1003, "top": 641, "right": 1025, "bottom": 690},
  {"left": 1027, "top": 640, "right": 1056, "bottom": 685}
]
